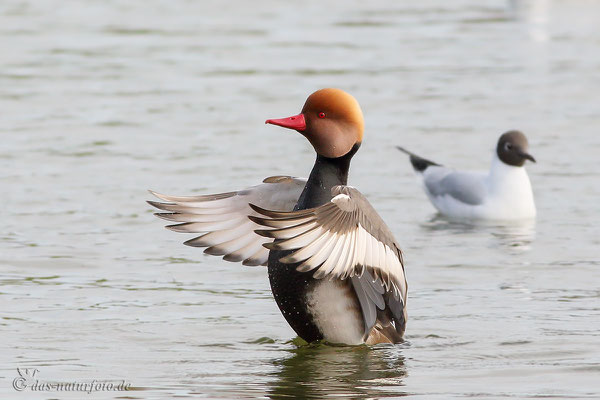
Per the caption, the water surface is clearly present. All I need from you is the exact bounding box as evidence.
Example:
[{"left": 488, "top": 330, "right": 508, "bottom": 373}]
[{"left": 2, "top": 0, "right": 599, "bottom": 398}]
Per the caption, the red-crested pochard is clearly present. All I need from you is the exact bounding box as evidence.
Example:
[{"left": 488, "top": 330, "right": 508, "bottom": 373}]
[{"left": 149, "top": 88, "right": 407, "bottom": 345}]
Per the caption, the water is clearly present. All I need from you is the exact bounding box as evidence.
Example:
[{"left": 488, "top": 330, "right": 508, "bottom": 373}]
[{"left": 2, "top": 0, "right": 599, "bottom": 398}]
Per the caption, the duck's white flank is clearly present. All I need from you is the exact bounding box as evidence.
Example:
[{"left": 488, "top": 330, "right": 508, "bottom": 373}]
[{"left": 305, "top": 279, "right": 364, "bottom": 345}]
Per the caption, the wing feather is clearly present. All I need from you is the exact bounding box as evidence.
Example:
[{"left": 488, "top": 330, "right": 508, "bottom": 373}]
[
  {"left": 296, "top": 232, "right": 338, "bottom": 273},
  {"left": 279, "top": 228, "right": 330, "bottom": 264},
  {"left": 222, "top": 240, "right": 265, "bottom": 263},
  {"left": 315, "top": 231, "right": 348, "bottom": 275},
  {"left": 360, "top": 269, "right": 386, "bottom": 309},
  {"left": 259, "top": 221, "right": 320, "bottom": 242},
  {"left": 148, "top": 176, "right": 306, "bottom": 266},
  {"left": 351, "top": 276, "right": 377, "bottom": 332},
  {"left": 253, "top": 186, "right": 406, "bottom": 296},
  {"left": 243, "top": 247, "right": 269, "bottom": 267},
  {"left": 148, "top": 201, "right": 234, "bottom": 215}
]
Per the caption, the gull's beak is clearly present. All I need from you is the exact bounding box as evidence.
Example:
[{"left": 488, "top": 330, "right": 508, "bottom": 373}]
[{"left": 517, "top": 148, "right": 536, "bottom": 163}]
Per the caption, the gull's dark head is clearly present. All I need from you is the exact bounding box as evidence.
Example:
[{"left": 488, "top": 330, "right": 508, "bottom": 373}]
[{"left": 496, "top": 130, "right": 535, "bottom": 167}]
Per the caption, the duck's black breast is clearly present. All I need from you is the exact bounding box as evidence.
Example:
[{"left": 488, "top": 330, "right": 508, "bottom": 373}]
[
  {"left": 267, "top": 252, "right": 323, "bottom": 342},
  {"left": 266, "top": 145, "right": 359, "bottom": 343}
]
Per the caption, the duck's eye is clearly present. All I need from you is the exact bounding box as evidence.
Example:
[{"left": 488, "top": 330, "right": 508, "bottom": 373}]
[{"left": 318, "top": 112, "right": 326, "bottom": 118}]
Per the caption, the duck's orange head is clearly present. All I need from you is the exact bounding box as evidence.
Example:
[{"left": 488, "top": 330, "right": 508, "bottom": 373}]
[{"left": 266, "top": 88, "right": 364, "bottom": 158}]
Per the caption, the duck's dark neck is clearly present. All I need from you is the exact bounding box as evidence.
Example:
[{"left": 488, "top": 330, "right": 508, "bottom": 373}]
[{"left": 295, "top": 143, "right": 360, "bottom": 210}]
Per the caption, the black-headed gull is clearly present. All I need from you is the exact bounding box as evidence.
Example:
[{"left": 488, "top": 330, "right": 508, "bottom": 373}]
[{"left": 397, "top": 130, "right": 536, "bottom": 220}]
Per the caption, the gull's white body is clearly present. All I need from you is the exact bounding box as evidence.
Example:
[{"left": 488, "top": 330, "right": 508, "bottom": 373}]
[{"left": 418, "top": 153, "right": 536, "bottom": 220}]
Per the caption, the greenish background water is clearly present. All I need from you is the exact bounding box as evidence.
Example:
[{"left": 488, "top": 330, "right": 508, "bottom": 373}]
[{"left": 2, "top": 0, "right": 599, "bottom": 398}]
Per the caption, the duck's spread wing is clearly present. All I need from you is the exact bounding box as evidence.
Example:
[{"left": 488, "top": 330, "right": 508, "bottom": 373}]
[
  {"left": 148, "top": 176, "right": 306, "bottom": 266},
  {"left": 250, "top": 185, "right": 407, "bottom": 339}
]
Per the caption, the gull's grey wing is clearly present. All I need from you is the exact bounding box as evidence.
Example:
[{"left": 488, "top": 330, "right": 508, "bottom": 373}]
[
  {"left": 250, "top": 185, "right": 407, "bottom": 339},
  {"left": 148, "top": 175, "right": 306, "bottom": 266},
  {"left": 423, "top": 167, "right": 486, "bottom": 205}
]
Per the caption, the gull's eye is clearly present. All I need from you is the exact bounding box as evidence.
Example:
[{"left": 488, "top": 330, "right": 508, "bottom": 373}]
[
  {"left": 505, "top": 143, "right": 513, "bottom": 151},
  {"left": 318, "top": 112, "right": 326, "bottom": 118}
]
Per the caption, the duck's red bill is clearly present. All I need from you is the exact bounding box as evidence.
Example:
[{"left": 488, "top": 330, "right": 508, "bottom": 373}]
[{"left": 265, "top": 114, "right": 306, "bottom": 131}]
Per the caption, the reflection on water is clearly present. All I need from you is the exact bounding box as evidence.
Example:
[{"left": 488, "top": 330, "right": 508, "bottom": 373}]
[
  {"left": 268, "top": 344, "right": 407, "bottom": 399},
  {"left": 421, "top": 214, "right": 536, "bottom": 251}
]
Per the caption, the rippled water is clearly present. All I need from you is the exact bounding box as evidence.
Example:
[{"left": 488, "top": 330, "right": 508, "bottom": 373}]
[{"left": 2, "top": 0, "right": 599, "bottom": 398}]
